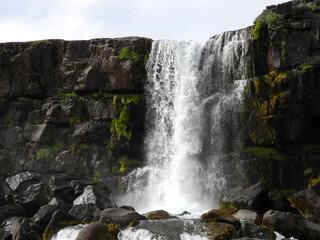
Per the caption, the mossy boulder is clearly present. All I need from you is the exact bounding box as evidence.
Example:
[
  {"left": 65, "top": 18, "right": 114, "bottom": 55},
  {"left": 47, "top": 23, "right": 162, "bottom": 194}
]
[
  {"left": 202, "top": 221, "right": 239, "bottom": 240},
  {"left": 75, "top": 222, "right": 119, "bottom": 240},
  {"left": 201, "top": 209, "right": 241, "bottom": 230},
  {"left": 288, "top": 182, "right": 320, "bottom": 216},
  {"left": 144, "top": 210, "right": 171, "bottom": 220}
]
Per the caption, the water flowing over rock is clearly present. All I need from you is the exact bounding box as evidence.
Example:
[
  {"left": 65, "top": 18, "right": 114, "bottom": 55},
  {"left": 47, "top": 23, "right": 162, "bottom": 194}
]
[{"left": 119, "top": 28, "right": 253, "bottom": 213}]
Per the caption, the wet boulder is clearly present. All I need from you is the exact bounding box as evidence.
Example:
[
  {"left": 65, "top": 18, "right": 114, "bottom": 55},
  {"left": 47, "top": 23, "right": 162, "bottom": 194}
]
[
  {"left": 220, "top": 182, "right": 269, "bottom": 213},
  {"left": 263, "top": 210, "right": 320, "bottom": 240},
  {"left": 43, "top": 210, "right": 81, "bottom": 240},
  {"left": 9, "top": 218, "right": 42, "bottom": 240},
  {"left": 289, "top": 182, "right": 320, "bottom": 216},
  {"left": 33, "top": 204, "right": 61, "bottom": 230},
  {"left": 233, "top": 209, "right": 262, "bottom": 224},
  {"left": 69, "top": 185, "right": 116, "bottom": 222},
  {"left": 5, "top": 172, "right": 45, "bottom": 216},
  {"left": 99, "top": 208, "right": 146, "bottom": 227},
  {"left": 76, "top": 222, "right": 119, "bottom": 240}
]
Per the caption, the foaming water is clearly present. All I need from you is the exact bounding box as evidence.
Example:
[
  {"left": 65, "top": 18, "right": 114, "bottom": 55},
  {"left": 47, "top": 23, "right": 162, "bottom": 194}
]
[
  {"left": 51, "top": 224, "right": 84, "bottom": 240},
  {"left": 118, "top": 28, "right": 253, "bottom": 214}
]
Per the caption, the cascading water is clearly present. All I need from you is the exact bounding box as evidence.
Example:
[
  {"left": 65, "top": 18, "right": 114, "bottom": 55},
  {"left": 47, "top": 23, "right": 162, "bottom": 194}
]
[{"left": 118, "top": 27, "right": 253, "bottom": 215}]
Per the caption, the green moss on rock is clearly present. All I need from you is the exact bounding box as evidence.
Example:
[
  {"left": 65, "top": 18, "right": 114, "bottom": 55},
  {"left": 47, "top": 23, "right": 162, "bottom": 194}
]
[{"left": 119, "top": 47, "right": 139, "bottom": 62}]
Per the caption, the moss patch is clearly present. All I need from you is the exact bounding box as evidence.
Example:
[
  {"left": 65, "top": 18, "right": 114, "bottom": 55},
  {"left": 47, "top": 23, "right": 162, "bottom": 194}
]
[{"left": 119, "top": 47, "right": 139, "bottom": 62}]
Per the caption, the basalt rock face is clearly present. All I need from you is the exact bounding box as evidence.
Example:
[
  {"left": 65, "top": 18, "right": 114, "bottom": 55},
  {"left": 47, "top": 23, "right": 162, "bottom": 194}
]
[
  {"left": 0, "top": 37, "right": 152, "bottom": 193},
  {"left": 240, "top": 0, "right": 320, "bottom": 190}
]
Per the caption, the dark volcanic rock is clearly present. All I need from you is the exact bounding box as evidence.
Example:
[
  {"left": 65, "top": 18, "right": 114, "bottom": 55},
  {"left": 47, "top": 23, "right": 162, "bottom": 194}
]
[
  {"left": 263, "top": 209, "right": 320, "bottom": 240},
  {"left": 0, "top": 227, "right": 11, "bottom": 240},
  {"left": 69, "top": 185, "right": 116, "bottom": 222},
  {"left": 99, "top": 208, "right": 146, "bottom": 227},
  {"left": 0, "top": 205, "right": 27, "bottom": 224},
  {"left": 220, "top": 182, "right": 269, "bottom": 213},
  {"left": 33, "top": 204, "right": 61, "bottom": 230}
]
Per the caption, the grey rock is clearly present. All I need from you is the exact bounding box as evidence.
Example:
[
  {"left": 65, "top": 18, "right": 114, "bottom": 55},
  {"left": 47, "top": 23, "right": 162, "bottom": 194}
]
[
  {"left": 24, "top": 124, "right": 58, "bottom": 143},
  {"left": 240, "top": 221, "right": 275, "bottom": 239},
  {"left": 48, "top": 197, "right": 70, "bottom": 212},
  {"left": 0, "top": 205, "right": 27, "bottom": 225},
  {"left": 220, "top": 182, "right": 269, "bottom": 213},
  {"left": 263, "top": 210, "right": 320, "bottom": 240},
  {"left": 233, "top": 210, "right": 262, "bottom": 224},
  {"left": 69, "top": 185, "right": 116, "bottom": 222},
  {"left": 33, "top": 204, "right": 61, "bottom": 230},
  {"left": 43, "top": 210, "right": 81, "bottom": 239},
  {"left": 289, "top": 182, "right": 320, "bottom": 216}
]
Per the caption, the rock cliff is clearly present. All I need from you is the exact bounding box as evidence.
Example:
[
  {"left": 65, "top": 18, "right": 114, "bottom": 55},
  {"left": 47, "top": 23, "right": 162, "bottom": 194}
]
[
  {"left": 0, "top": 37, "right": 152, "bottom": 191},
  {"left": 240, "top": 0, "right": 320, "bottom": 190}
]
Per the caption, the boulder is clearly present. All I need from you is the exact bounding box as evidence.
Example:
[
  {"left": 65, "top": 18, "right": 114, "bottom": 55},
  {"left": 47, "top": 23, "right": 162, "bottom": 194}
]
[
  {"left": 33, "top": 204, "right": 61, "bottom": 230},
  {"left": 144, "top": 210, "right": 172, "bottom": 220},
  {"left": 48, "top": 197, "right": 70, "bottom": 212},
  {"left": 0, "top": 205, "right": 27, "bottom": 224},
  {"left": 269, "top": 191, "right": 298, "bottom": 213},
  {"left": 69, "top": 185, "right": 116, "bottom": 222},
  {"left": 201, "top": 209, "right": 241, "bottom": 230},
  {"left": 99, "top": 208, "right": 146, "bottom": 227},
  {"left": 75, "top": 222, "right": 119, "bottom": 240},
  {"left": 289, "top": 182, "right": 320, "bottom": 216},
  {"left": 220, "top": 182, "right": 269, "bottom": 213},
  {"left": 240, "top": 221, "right": 275, "bottom": 239},
  {"left": 43, "top": 210, "right": 81, "bottom": 240},
  {"left": 9, "top": 218, "right": 42, "bottom": 240},
  {"left": 202, "top": 221, "right": 239, "bottom": 240},
  {"left": 50, "top": 185, "right": 75, "bottom": 205},
  {"left": 263, "top": 210, "right": 320, "bottom": 240},
  {"left": 233, "top": 210, "right": 262, "bottom": 224}
]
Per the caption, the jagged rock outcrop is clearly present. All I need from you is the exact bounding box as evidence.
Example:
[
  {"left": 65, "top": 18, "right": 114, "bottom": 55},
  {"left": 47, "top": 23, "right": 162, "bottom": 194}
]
[{"left": 240, "top": 0, "right": 320, "bottom": 190}]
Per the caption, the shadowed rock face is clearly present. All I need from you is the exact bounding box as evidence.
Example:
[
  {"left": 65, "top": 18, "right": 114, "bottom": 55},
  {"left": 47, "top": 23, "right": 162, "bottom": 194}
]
[{"left": 0, "top": 37, "right": 152, "bottom": 192}]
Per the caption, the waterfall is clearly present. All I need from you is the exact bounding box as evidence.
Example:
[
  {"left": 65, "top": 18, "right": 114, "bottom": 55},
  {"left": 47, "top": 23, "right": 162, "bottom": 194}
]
[{"left": 118, "top": 28, "right": 253, "bottom": 214}]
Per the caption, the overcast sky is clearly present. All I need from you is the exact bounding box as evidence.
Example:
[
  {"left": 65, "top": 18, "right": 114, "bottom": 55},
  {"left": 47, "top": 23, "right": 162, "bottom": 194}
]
[{"left": 0, "top": 0, "right": 290, "bottom": 43}]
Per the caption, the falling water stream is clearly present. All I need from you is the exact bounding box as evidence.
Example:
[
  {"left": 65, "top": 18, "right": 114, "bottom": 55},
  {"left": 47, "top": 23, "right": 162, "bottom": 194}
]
[{"left": 119, "top": 28, "right": 253, "bottom": 215}]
